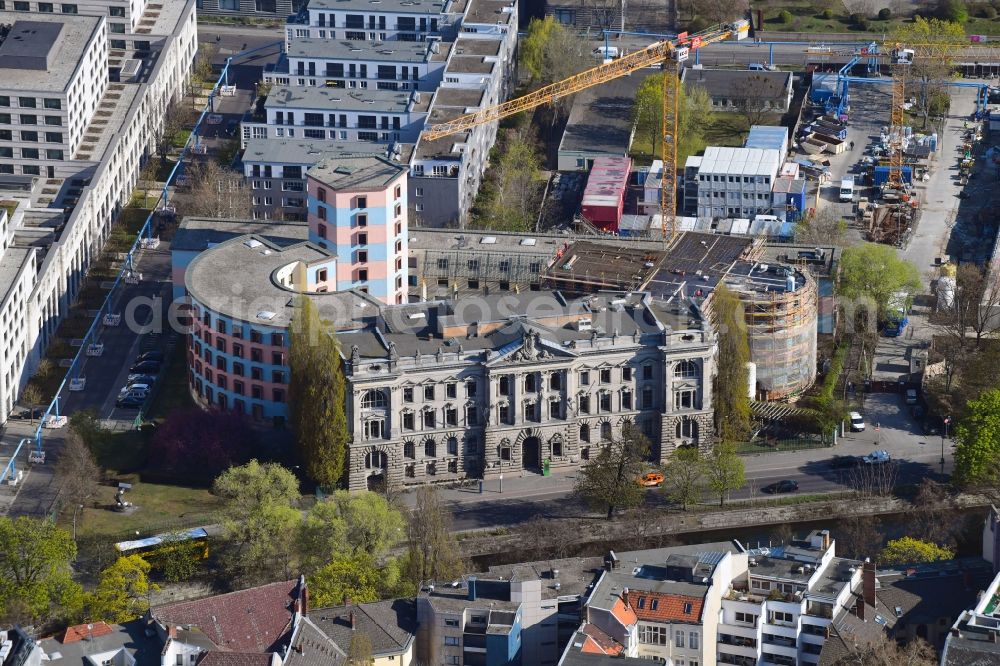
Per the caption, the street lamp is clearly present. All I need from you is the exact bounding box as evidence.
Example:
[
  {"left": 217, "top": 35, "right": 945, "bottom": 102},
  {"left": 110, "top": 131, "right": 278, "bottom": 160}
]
[{"left": 72, "top": 504, "right": 84, "bottom": 541}]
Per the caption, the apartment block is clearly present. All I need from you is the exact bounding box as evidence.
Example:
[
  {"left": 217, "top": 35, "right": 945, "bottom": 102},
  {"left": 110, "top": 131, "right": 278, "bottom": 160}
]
[
  {"left": 196, "top": 0, "right": 305, "bottom": 20},
  {"left": 0, "top": 13, "right": 107, "bottom": 177},
  {"left": 306, "top": 154, "right": 409, "bottom": 303},
  {"left": 0, "top": 0, "right": 195, "bottom": 421},
  {"left": 241, "top": 138, "right": 412, "bottom": 221},
  {"left": 287, "top": 0, "right": 460, "bottom": 44},
  {"left": 0, "top": 0, "right": 147, "bottom": 35},
  {"left": 240, "top": 85, "right": 432, "bottom": 148}
]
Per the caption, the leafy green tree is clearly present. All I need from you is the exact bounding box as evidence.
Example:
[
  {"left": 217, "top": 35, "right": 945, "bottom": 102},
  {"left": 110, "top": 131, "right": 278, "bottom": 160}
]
[
  {"left": 213, "top": 460, "right": 302, "bottom": 584},
  {"left": 520, "top": 17, "right": 585, "bottom": 95},
  {"left": 0, "top": 517, "right": 83, "bottom": 624},
  {"left": 575, "top": 424, "right": 650, "bottom": 520},
  {"left": 633, "top": 75, "right": 713, "bottom": 160},
  {"left": 311, "top": 553, "right": 381, "bottom": 607},
  {"left": 712, "top": 283, "right": 751, "bottom": 442},
  {"left": 879, "top": 536, "right": 955, "bottom": 565},
  {"left": 347, "top": 632, "right": 375, "bottom": 666},
  {"left": 289, "top": 296, "right": 349, "bottom": 487},
  {"left": 403, "top": 487, "right": 464, "bottom": 586},
  {"left": 937, "top": 0, "right": 969, "bottom": 22},
  {"left": 662, "top": 446, "right": 705, "bottom": 510},
  {"left": 954, "top": 389, "right": 1000, "bottom": 490},
  {"left": 297, "top": 500, "right": 349, "bottom": 575},
  {"left": 473, "top": 125, "right": 542, "bottom": 231},
  {"left": 331, "top": 490, "right": 405, "bottom": 556},
  {"left": 154, "top": 536, "right": 204, "bottom": 583},
  {"left": 87, "top": 556, "right": 158, "bottom": 623},
  {"left": 892, "top": 17, "right": 966, "bottom": 128},
  {"left": 838, "top": 243, "right": 921, "bottom": 323},
  {"left": 705, "top": 442, "right": 746, "bottom": 505}
]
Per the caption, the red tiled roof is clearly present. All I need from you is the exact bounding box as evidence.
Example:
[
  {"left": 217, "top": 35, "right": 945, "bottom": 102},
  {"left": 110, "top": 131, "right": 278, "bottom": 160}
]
[
  {"left": 579, "top": 624, "right": 623, "bottom": 656},
  {"left": 625, "top": 590, "right": 703, "bottom": 624},
  {"left": 154, "top": 580, "right": 299, "bottom": 652},
  {"left": 197, "top": 652, "right": 274, "bottom": 666},
  {"left": 610, "top": 597, "right": 637, "bottom": 627},
  {"left": 62, "top": 623, "right": 115, "bottom": 643}
]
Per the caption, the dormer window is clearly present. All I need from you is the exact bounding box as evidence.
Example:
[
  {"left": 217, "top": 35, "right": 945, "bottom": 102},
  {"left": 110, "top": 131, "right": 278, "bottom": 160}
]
[{"left": 637, "top": 596, "right": 646, "bottom": 609}]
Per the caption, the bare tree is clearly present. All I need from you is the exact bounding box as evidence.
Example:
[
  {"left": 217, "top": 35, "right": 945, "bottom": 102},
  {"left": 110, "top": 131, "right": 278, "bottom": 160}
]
[
  {"left": 19, "top": 384, "right": 44, "bottom": 425},
  {"left": 157, "top": 99, "right": 196, "bottom": 162},
  {"left": 836, "top": 515, "right": 884, "bottom": 560},
  {"left": 56, "top": 429, "right": 101, "bottom": 510},
  {"left": 908, "top": 479, "right": 958, "bottom": 548},
  {"left": 731, "top": 74, "right": 779, "bottom": 128},
  {"left": 796, "top": 208, "right": 848, "bottom": 246},
  {"left": 849, "top": 461, "right": 899, "bottom": 499},
  {"left": 691, "top": 0, "right": 749, "bottom": 24},
  {"left": 955, "top": 263, "right": 1000, "bottom": 349},
  {"left": 828, "top": 634, "right": 937, "bottom": 666},
  {"left": 174, "top": 161, "right": 253, "bottom": 220}
]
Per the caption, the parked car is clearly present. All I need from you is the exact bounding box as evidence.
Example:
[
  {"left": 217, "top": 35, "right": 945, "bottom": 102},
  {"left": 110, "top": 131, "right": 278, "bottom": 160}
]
[
  {"left": 905, "top": 388, "right": 918, "bottom": 405},
  {"left": 762, "top": 480, "right": 799, "bottom": 494},
  {"left": 13, "top": 407, "right": 43, "bottom": 420},
  {"left": 130, "top": 360, "right": 161, "bottom": 374},
  {"left": 119, "top": 383, "right": 150, "bottom": 397},
  {"left": 862, "top": 450, "right": 891, "bottom": 465},
  {"left": 638, "top": 471, "right": 664, "bottom": 487},
  {"left": 116, "top": 390, "right": 147, "bottom": 408},
  {"left": 135, "top": 351, "right": 164, "bottom": 364},
  {"left": 850, "top": 411, "right": 866, "bottom": 432},
  {"left": 126, "top": 373, "right": 156, "bottom": 386}
]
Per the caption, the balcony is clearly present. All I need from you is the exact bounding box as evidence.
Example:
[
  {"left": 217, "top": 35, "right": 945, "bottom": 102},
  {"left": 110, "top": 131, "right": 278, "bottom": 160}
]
[
  {"left": 763, "top": 634, "right": 796, "bottom": 649},
  {"left": 719, "top": 634, "right": 757, "bottom": 649}
]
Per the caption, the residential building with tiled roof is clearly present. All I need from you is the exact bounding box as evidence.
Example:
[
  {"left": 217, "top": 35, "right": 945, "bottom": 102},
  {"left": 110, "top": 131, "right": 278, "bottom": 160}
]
[
  {"left": 306, "top": 600, "right": 417, "bottom": 666},
  {"left": 151, "top": 579, "right": 304, "bottom": 654}
]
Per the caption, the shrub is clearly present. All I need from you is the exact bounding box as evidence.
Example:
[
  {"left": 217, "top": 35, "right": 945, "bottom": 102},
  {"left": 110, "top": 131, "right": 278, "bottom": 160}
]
[
  {"left": 938, "top": 0, "right": 970, "bottom": 22},
  {"left": 984, "top": 5, "right": 998, "bottom": 18},
  {"left": 148, "top": 407, "right": 255, "bottom": 481},
  {"left": 878, "top": 7, "right": 891, "bottom": 19},
  {"left": 857, "top": 17, "right": 871, "bottom": 29},
  {"left": 821, "top": 8, "right": 834, "bottom": 19},
  {"left": 778, "top": 9, "right": 793, "bottom": 23}
]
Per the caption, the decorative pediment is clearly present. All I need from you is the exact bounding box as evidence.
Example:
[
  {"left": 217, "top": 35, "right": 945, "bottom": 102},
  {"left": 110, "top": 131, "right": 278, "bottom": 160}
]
[{"left": 485, "top": 331, "right": 578, "bottom": 367}]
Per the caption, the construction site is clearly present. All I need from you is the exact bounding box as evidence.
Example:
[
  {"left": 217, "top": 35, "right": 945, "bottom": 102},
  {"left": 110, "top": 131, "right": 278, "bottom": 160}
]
[{"left": 408, "top": 228, "right": 822, "bottom": 400}]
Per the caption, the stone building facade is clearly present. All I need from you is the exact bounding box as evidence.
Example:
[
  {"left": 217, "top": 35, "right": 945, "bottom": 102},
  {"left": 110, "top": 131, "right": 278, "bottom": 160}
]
[{"left": 340, "top": 292, "right": 715, "bottom": 491}]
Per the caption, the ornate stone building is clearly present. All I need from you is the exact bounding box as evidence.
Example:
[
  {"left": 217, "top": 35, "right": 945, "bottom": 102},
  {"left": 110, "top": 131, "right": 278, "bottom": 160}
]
[{"left": 340, "top": 291, "right": 715, "bottom": 491}]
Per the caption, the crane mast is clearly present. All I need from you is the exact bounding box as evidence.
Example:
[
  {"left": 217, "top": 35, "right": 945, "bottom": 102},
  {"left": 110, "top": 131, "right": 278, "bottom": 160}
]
[{"left": 423, "top": 23, "right": 749, "bottom": 243}]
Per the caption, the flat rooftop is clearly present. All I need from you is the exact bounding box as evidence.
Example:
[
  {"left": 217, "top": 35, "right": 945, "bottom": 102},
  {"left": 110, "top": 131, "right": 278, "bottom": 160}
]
[
  {"left": 451, "top": 37, "right": 502, "bottom": 56},
  {"left": 559, "top": 71, "right": 653, "bottom": 156},
  {"left": 431, "top": 86, "right": 485, "bottom": 109},
  {"left": 464, "top": 0, "right": 517, "bottom": 24},
  {"left": 309, "top": 0, "right": 450, "bottom": 13},
  {"left": 307, "top": 154, "right": 406, "bottom": 191},
  {"left": 0, "top": 12, "right": 103, "bottom": 92},
  {"left": 184, "top": 233, "right": 378, "bottom": 329},
  {"left": 697, "top": 146, "right": 782, "bottom": 177},
  {"left": 288, "top": 38, "right": 452, "bottom": 62},
  {"left": 265, "top": 85, "right": 431, "bottom": 114},
  {"left": 415, "top": 106, "right": 470, "bottom": 160},
  {"left": 544, "top": 241, "right": 666, "bottom": 293},
  {"left": 445, "top": 54, "right": 498, "bottom": 74},
  {"left": 242, "top": 138, "right": 413, "bottom": 166},
  {"left": 172, "top": 217, "right": 310, "bottom": 253}
]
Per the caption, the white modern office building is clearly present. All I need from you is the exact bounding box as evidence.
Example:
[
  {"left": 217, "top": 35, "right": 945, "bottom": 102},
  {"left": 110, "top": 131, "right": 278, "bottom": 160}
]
[
  {"left": 0, "top": 0, "right": 195, "bottom": 422},
  {"left": 287, "top": 0, "right": 460, "bottom": 44},
  {"left": 0, "top": 0, "right": 149, "bottom": 34}
]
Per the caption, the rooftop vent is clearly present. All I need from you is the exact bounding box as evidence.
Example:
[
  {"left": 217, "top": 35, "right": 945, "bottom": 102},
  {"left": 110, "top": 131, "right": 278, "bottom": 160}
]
[
  {"left": 257, "top": 311, "right": 277, "bottom": 321},
  {"left": 244, "top": 239, "right": 263, "bottom": 249},
  {"left": 480, "top": 236, "right": 497, "bottom": 244},
  {"left": 520, "top": 238, "right": 536, "bottom": 246}
]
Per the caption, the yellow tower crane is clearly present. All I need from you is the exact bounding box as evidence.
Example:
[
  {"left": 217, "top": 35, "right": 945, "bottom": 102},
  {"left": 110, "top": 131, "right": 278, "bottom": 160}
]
[{"left": 422, "top": 22, "right": 751, "bottom": 243}]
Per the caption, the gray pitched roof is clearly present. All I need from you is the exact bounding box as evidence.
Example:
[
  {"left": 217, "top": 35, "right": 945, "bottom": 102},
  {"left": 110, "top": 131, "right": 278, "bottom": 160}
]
[{"left": 309, "top": 600, "right": 417, "bottom": 657}]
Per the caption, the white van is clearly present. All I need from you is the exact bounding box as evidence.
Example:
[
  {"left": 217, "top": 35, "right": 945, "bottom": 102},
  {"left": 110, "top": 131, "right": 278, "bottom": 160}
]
[
  {"left": 592, "top": 46, "right": 620, "bottom": 61},
  {"left": 839, "top": 177, "right": 855, "bottom": 201}
]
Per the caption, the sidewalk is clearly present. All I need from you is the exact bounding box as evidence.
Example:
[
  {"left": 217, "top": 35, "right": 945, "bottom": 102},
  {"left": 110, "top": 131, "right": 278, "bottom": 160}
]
[
  {"left": 398, "top": 469, "right": 580, "bottom": 509},
  {"left": 0, "top": 420, "right": 63, "bottom": 518}
]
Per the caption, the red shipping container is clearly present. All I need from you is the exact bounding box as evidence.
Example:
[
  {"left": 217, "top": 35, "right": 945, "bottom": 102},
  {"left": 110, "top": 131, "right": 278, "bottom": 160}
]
[{"left": 580, "top": 156, "right": 631, "bottom": 233}]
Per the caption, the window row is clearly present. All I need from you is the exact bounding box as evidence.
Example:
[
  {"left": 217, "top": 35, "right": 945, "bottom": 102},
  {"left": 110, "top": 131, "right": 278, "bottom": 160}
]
[
  {"left": 0, "top": 147, "right": 63, "bottom": 160},
  {"left": 0, "top": 95, "right": 62, "bottom": 109},
  {"left": 194, "top": 337, "right": 285, "bottom": 365},
  {"left": 0, "top": 114, "right": 64, "bottom": 126},
  {"left": 193, "top": 357, "right": 285, "bottom": 384},
  {"left": 194, "top": 311, "right": 284, "bottom": 345},
  {"left": 192, "top": 370, "right": 284, "bottom": 403}
]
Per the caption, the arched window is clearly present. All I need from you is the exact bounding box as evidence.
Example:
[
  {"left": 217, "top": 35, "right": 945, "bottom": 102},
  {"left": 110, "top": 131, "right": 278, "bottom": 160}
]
[
  {"left": 424, "top": 439, "right": 436, "bottom": 457},
  {"left": 579, "top": 423, "right": 590, "bottom": 442},
  {"left": 674, "top": 360, "right": 698, "bottom": 378},
  {"left": 403, "top": 441, "right": 415, "bottom": 459},
  {"left": 361, "top": 389, "right": 387, "bottom": 409},
  {"left": 364, "top": 450, "right": 387, "bottom": 469},
  {"left": 600, "top": 422, "right": 612, "bottom": 441}
]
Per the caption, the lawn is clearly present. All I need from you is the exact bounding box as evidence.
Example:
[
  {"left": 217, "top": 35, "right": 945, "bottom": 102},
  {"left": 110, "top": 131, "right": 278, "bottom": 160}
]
[
  {"left": 630, "top": 112, "right": 769, "bottom": 167},
  {"left": 72, "top": 479, "right": 221, "bottom": 541},
  {"left": 752, "top": 0, "right": 1000, "bottom": 35}
]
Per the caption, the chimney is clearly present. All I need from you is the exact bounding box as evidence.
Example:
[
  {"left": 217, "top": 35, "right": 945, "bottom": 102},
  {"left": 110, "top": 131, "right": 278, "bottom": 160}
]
[
  {"left": 862, "top": 560, "right": 877, "bottom": 609},
  {"left": 300, "top": 578, "right": 309, "bottom": 617},
  {"left": 168, "top": 625, "right": 178, "bottom": 639},
  {"left": 349, "top": 611, "right": 356, "bottom": 631},
  {"left": 855, "top": 596, "right": 866, "bottom": 621},
  {"left": 468, "top": 576, "right": 477, "bottom": 602}
]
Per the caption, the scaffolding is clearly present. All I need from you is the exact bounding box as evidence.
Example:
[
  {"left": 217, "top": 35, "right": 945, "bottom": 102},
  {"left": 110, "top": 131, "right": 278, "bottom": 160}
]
[{"left": 729, "top": 268, "right": 819, "bottom": 400}]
